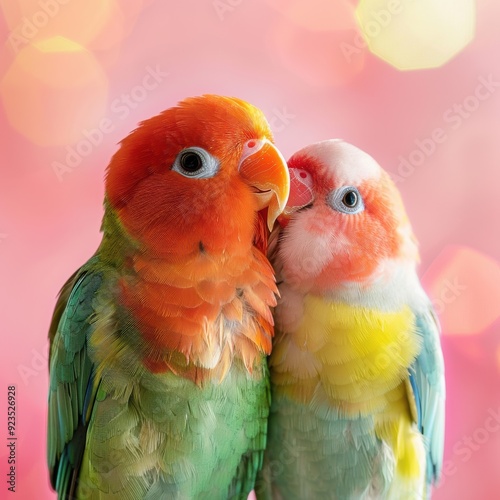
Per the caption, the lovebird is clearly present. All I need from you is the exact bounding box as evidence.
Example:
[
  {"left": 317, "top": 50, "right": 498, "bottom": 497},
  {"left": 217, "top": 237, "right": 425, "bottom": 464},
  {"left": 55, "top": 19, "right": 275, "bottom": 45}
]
[
  {"left": 47, "top": 95, "right": 290, "bottom": 499},
  {"left": 256, "top": 140, "right": 445, "bottom": 499}
]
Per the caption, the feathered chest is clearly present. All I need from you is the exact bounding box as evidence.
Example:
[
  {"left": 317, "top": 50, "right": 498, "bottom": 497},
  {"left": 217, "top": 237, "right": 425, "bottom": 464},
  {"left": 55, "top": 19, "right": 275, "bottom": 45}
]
[
  {"left": 271, "top": 296, "right": 422, "bottom": 415},
  {"left": 116, "top": 248, "right": 277, "bottom": 381}
]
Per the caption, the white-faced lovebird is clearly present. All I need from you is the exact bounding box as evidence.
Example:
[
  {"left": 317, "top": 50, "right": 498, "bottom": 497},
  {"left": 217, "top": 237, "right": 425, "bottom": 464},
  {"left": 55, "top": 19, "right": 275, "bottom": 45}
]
[{"left": 257, "top": 140, "right": 445, "bottom": 500}]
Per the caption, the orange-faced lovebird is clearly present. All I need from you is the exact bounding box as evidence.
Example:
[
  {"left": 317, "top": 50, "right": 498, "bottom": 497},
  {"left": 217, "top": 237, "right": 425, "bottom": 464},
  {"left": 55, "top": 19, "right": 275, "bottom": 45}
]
[
  {"left": 257, "top": 140, "right": 445, "bottom": 499},
  {"left": 47, "top": 95, "right": 290, "bottom": 499}
]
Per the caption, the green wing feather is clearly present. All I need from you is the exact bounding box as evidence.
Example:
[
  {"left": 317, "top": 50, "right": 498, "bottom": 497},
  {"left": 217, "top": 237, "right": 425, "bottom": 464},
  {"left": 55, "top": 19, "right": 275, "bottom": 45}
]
[
  {"left": 228, "top": 365, "right": 270, "bottom": 499},
  {"left": 48, "top": 262, "right": 270, "bottom": 499},
  {"left": 47, "top": 259, "right": 102, "bottom": 499},
  {"left": 407, "top": 307, "right": 446, "bottom": 486}
]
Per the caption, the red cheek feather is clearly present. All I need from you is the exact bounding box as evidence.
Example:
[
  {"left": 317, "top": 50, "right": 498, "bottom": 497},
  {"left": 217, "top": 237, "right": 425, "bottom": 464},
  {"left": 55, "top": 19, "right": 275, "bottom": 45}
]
[{"left": 312, "top": 196, "right": 401, "bottom": 289}]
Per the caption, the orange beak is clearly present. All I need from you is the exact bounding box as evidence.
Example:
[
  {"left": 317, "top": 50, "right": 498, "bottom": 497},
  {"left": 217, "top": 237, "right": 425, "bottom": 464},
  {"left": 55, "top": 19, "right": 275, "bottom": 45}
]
[{"left": 238, "top": 139, "right": 290, "bottom": 230}]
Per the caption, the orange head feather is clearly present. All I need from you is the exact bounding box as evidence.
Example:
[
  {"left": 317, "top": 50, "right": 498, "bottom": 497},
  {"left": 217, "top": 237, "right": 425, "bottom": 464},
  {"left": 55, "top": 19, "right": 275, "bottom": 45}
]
[{"left": 105, "top": 95, "right": 289, "bottom": 257}]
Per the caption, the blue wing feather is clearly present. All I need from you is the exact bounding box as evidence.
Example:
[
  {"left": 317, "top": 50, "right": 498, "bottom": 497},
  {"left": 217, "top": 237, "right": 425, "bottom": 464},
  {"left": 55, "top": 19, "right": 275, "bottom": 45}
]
[
  {"left": 408, "top": 367, "right": 422, "bottom": 427},
  {"left": 408, "top": 307, "right": 446, "bottom": 486}
]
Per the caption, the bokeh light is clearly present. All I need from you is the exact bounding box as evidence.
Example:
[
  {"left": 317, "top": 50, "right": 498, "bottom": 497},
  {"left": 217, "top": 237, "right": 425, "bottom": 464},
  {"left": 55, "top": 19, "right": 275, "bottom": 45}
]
[
  {"left": 270, "top": 1, "right": 366, "bottom": 87},
  {"left": 0, "top": 1, "right": 499, "bottom": 498},
  {"left": 2, "top": 0, "right": 117, "bottom": 51},
  {"left": 87, "top": 0, "right": 145, "bottom": 52},
  {"left": 422, "top": 246, "right": 500, "bottom": 335},
  {"left": 266, "top": 0, "right": 356, "bottom": 31},
  {"left": 356, "top": 0, "right": 476, "bottom": 70},
  {"left": 0, "top": 37, "right": 108, "bottom": 146}
]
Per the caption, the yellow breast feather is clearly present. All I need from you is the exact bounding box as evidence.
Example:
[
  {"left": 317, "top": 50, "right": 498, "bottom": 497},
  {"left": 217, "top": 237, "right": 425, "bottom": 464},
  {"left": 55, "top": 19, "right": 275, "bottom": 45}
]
[{"left": 272, "top": 295, "right": 422, "bottom": 416}]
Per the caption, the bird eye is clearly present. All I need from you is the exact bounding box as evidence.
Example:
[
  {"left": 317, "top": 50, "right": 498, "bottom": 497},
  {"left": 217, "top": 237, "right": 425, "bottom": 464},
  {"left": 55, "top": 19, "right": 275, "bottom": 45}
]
[
  {"left": 180, "top": 151, "right": 203, "bottom": 172},
  {"left": 342, "top": 190, "right": 358, "bottom": 208},
  {"left": 172, "top": 147, "right": 220, "bottom": 179},
  {"left": 328, "top": 186, "right": 364, "bottom": 214}
]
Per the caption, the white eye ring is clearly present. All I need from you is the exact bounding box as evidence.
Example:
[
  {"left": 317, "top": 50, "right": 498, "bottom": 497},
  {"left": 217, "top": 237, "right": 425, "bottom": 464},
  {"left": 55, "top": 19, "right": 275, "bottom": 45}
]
[
  {"left": 328, "top": 186, "right": 364, "bottom": 214},
  {"left": 172, "top": 147, "right": 220, "bottom": 179}
]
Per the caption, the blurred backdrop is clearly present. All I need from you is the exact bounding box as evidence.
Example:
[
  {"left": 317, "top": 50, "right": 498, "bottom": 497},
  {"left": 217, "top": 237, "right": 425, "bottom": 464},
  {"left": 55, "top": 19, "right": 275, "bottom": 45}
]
[{"left": 1, "top": 0, "right": 499, "bottom": 498}]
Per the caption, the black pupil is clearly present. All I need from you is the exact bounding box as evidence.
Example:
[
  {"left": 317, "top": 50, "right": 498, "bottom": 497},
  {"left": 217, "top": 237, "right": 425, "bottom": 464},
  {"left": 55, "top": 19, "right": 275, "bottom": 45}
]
[
  {"left": 181, "top": 152, "right": 202, "bottom": 172},
  {"left": 343, "top": 190, "right": 357, "bottom": 207}
]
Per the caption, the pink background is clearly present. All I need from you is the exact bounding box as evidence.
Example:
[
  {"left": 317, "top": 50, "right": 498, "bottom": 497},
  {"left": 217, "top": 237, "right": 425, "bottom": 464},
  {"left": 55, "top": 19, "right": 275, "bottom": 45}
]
[{"left": 1, "top": 1, "right": 499, "bottom": 498}]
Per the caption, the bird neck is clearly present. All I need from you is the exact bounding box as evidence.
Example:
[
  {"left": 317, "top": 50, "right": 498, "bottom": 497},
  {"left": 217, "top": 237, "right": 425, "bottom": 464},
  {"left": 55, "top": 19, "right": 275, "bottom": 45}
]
[
  {"left": 321, "top": 258, "right": 424, "bottom": 312},
  {"left": 98, "top": 205, "right": 276, "bottom": 384}
]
